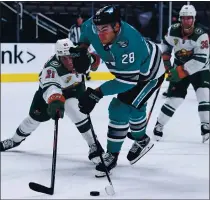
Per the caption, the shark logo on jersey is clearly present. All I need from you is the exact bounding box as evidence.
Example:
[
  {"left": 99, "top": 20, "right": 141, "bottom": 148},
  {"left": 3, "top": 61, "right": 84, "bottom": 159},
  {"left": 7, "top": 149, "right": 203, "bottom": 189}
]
[{"left": 117, "top": 40, "right": 129, "bottom": 48}]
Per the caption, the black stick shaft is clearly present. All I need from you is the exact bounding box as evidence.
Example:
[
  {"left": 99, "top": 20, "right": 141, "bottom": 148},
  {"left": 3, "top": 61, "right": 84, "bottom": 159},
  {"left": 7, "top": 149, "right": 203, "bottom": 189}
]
[
  {"left": 50, "top": 118, "right": 59, "bottom": 192},
  {"left": 87, "top": 115, "right": 114, "bottom": 186},
  {"left": 146, "top": 86, "right": 161, "bottom": 125},
  {"left": 29, "top": 118, "right": 59, "bottom": 195}
]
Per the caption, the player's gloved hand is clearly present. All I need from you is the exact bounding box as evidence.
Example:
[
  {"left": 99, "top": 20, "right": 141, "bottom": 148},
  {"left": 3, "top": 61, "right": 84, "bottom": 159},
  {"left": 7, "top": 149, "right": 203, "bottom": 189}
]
[
  {"left": 166, "top": 65, "right": 188, "bottom": 82},
  {"left": 78, "top": 87, "right": 103, "bottom": 114},
  {"left": 69, "top": 47, "right": 91, "bottom": 74},
  {"left": 162, "top": 53, "right": 173, "bottom": 81},
  {"left": 47, "top": 93, "right": 65, "bottom": 120},
  {"left": 162, "top": 53, "right": 172, "bottom": 72}
]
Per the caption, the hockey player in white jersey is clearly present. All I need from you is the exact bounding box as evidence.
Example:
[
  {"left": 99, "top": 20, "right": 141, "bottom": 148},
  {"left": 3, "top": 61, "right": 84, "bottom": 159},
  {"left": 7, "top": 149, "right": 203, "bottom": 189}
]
[
  {"left": 153, "top": 5, "right": 210, "bottom": 143},
  {"left": 0, "top": 38, "right": 104, "bottom": 164}
]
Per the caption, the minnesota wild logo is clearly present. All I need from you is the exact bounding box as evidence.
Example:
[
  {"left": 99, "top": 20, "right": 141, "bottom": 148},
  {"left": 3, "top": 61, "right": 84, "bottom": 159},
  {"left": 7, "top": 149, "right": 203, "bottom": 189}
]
[
  {"left": 176, "top": 49, "right": 193, "bottom": 57},
  {"left": 174, "top": 39, "right": 178, "bottom": 45},
  {"left": 65, "top": 76, "right": 72, "bottom": 83}
]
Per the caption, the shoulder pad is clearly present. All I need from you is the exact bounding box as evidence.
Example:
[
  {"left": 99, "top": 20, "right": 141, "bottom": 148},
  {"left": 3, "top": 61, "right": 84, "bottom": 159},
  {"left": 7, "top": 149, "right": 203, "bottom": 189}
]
[
  {"left": 44, "top": 56, "right": 61, "bottom": 69},
  {"left": 171, "top": 23, "right": 181, "bottom": 29},
  {"left": 48, "top": 60, "right": 60, "bottom": 67},
  {"left": 81, "top": 18, "right": 91, "bottom": 29},
  {"left": 169, "top": 23, "right": 181, "bottom": 38},
  {"left": 194, "top": 27, "right": 205, "bottom": 35},
  {"left": 190, "top": 25, "right": 207, "bottom": 41}
]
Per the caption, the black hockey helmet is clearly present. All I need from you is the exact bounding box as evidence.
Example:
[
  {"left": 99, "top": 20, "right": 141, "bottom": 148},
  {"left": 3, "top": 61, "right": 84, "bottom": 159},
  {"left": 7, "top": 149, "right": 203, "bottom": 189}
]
[{"left": 93, "top": 5, "right": 121, "bottom": 26}]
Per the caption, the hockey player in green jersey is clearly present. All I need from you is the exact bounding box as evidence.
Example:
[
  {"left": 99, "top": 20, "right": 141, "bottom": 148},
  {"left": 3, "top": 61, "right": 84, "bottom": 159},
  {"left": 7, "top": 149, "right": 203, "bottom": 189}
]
[
  {"left": 153, "top": 5, "right": 210, "bottom": 143},
  {"left": 0, "top": 38, "right": 104, "bottom": 164},
  {"left": 77, "top": 5, "right": 165, "bottom": 177}
]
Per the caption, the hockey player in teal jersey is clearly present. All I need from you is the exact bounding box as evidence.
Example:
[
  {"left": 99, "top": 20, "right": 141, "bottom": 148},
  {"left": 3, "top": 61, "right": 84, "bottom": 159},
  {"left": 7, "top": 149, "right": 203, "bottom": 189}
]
[{"left": 76, "top": 5, "right": 165, "bottom": 177}]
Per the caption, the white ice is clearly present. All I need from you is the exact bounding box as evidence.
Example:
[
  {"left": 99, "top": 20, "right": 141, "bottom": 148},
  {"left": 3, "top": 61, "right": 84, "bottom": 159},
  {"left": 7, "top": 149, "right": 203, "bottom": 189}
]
[{"left": 1, "top": 81, "right": 209, "bottom": 199}]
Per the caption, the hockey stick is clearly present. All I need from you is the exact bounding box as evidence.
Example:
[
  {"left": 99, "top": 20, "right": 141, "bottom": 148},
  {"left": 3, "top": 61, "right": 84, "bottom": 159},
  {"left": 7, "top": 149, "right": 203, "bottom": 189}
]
[
  {"left": 146, "top": 86, "right": 161, "bottom": 125},
  {"left": 29, "top": 117, "right": 59, "bottom": 195},
  {"left": 87, "top": 114, "right": 115, "bottom": 196}
]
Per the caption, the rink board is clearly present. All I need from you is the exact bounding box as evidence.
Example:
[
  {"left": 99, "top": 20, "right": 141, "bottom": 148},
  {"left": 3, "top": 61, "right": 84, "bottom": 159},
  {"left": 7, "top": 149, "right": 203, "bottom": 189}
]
[
  {"left": 1, "top": 43, "right": 168, "bottom": 82},
  {"left": 1, "top": 72, "right": 115, "bottom": 82},
  {"left": 1, "top": 43, "right": 115, "bottom": 82}
]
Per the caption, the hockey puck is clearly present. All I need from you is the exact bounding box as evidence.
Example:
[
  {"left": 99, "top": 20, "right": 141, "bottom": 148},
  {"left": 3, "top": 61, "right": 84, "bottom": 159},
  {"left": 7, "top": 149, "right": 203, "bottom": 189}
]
[{"left": 90, "top": 191, "right": 100, "bottom": 196}]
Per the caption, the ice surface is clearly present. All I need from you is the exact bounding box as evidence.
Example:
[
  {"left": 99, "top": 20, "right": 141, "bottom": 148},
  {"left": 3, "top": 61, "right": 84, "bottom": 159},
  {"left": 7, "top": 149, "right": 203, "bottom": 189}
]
[{"left": 1, "top": 81, "right": 209, "bottom": 199}]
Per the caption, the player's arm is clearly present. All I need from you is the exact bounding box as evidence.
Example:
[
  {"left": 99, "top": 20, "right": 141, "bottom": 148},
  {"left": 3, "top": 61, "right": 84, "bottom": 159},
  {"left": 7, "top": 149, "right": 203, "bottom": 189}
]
[
  {"left": 184, "top": 33, "right": 209, "bottom": 75},
  {"left": 69, "top": 25, "right": 76, "bottom": 44},
  {"left": 162, "top": 37, "right": 173, "bottom": 70},
  {"left": 40, "top": 66, "right": 62, "bottom": 102},
  {"left": 39, "top": 66, "right": 65, "bottom": 119},
  {"left": 161, "top": 27, "right": 174, "bottom": 70},
  {"left": 77, "top": 39, "right": 146, "bottom": 114},
  {"left": 76, "top": 22, "right": 101, "bottom": 72},
  {"left": 99, "top": 37, "right": 149, "bottom": 96},
  {"left": 69, "top": 46, "right": 100, "bottom": 73}
]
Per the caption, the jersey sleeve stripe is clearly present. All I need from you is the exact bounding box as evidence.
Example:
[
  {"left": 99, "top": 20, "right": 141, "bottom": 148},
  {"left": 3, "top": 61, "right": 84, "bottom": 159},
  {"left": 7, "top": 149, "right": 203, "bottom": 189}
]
[
  {"left": 193, "top": 53, "right": 208, "bottom": 57},
  {"left": 139, "top": 41, "right": 156, "bottom": 76},
  {"left": 42, "top": 82, "right": 61, "bottom": 90},
  {"left": 116, "top": 75, "right": 139, "bottom": 83},
  {"left": 139, "top": 42, "right": 162, "bottom": 81},
  {"left": 191, "top": 56, "right": 207, "bottom": 63},
  {"left": 42, "top": 82, "right": 61, "bottom": 88},
  {"left": 109, "top": 69, "right": 140, "bottom": 74},
  {"left": 115, "top": 78, "right": 137, "bottom": 85}
]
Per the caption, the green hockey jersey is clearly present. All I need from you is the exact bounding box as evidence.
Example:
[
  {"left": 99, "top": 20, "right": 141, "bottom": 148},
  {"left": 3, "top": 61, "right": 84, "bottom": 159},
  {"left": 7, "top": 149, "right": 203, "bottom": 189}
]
[
  {"left": 163, "top": 23, "right": 209, "bottom": 75},
  {"left": 39, "top": 55, "right": 84, "bottom": 102}
]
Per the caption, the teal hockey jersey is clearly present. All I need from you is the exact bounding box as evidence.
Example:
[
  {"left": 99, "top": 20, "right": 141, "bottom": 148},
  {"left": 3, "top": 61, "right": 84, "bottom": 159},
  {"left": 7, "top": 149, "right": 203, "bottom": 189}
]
[{"left": 80, "top": 19, "right": 164, "bottom": 96}]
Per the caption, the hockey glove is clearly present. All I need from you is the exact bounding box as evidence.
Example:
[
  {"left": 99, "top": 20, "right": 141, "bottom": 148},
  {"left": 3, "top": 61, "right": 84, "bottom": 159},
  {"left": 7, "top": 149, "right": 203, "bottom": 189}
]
[
  {"left": 78, "top": 87, "right": 103, "bottom": 114},
  {"left": 69, "top": 47, "right": 91, "bottom": 74},
  {"left": 162, "top": 53, "right": 172, "bottom": 81},
  {"left": 47, "top": 93, "right": 65, "bottom": 120},
  {"left": 166, "top": 65, "right": 188, "bottom": 82},
  {"left": 162, "top": 53, "right": 172, "bottom": 72}
]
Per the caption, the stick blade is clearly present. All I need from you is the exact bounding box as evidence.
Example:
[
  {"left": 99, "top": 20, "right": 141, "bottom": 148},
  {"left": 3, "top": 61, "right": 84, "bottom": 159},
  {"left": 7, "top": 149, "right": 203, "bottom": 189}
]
[
  {"left": 105, "top": 185, "right": 115, "bottom": 196},
  {"left": 29, "top": 182, "right": 53, "bottom": 195}
]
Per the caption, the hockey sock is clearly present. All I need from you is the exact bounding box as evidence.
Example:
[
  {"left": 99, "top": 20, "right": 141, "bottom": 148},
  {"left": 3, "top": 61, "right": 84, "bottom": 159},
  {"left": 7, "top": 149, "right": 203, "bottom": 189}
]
[{"left": 12, "top": 116, "right": 40, "bottom": 143}]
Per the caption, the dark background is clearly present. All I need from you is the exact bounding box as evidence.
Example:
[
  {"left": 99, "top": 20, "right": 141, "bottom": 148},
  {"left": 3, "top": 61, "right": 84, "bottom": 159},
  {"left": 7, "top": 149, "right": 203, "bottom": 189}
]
[{"left": 1, "top": 1, "right": 210, "bottom": 43}]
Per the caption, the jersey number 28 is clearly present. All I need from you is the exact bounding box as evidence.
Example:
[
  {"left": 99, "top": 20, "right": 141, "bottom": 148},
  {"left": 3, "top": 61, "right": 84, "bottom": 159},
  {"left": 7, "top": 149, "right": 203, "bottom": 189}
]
[{"left": 122, "top": 52, "right": 135, "bottom": 64}]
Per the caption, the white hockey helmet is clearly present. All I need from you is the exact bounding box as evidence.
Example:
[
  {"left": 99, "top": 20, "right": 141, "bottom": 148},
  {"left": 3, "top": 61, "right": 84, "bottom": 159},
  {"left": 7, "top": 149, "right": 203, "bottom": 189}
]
[
  {"left": 55, "top": 38, "right": 75, "bottom": 57},
  {"left": 179, "top": 5, "right": 196, "bottom": 19}
]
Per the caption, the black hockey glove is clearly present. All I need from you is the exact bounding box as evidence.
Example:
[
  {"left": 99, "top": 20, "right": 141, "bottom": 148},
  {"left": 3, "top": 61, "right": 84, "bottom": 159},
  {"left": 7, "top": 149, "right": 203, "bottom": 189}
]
[
  {"left": 78, "top": 87, "right": 103, "bottom": 114},
  {"left": 69, "top": 47, "right": 91, "bottom": 74}
]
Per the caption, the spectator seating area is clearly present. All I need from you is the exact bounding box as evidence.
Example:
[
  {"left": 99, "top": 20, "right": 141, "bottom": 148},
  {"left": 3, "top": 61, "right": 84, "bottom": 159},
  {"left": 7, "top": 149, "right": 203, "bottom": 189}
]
[{"left": 1, "top": 1, "right": 209, "bottom": 43}]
